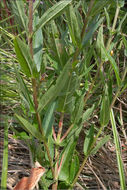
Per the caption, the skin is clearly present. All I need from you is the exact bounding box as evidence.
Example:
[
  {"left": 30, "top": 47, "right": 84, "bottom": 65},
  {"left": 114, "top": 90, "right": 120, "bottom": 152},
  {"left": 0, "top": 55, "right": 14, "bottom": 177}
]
[{"left": 13, "top": 167, "right": 45, "bottom": 190}]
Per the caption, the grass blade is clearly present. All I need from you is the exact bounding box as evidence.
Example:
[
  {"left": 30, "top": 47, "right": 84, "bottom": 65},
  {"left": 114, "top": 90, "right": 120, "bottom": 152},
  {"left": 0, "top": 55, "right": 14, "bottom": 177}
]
[
  {"left": 1, "top": 120, "right": 8, "bottom": 190},
  {"left": 110, "top": 109, "right": 126, "bottom": 190}
]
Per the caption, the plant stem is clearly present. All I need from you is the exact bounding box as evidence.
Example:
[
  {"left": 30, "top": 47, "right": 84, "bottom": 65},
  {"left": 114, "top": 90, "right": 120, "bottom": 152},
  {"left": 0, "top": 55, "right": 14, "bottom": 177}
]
[
  {"left": 28, "top": 0, "right": 55, "bottom": 178},
  {"left": 57, "top": 113, "right": 64, "bottom": 141},
  {"left": 60, "top": 124, "right": 73, "bottom": 142},
  {"left": 52, "top": 113, "right": 64, "bottom": 190}
]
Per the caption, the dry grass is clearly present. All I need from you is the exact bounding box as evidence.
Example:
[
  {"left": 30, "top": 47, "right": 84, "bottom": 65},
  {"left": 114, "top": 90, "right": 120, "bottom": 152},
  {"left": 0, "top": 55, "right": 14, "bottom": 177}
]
[{"left": 0, "top": 126, "right": 127, "bottom": 190}]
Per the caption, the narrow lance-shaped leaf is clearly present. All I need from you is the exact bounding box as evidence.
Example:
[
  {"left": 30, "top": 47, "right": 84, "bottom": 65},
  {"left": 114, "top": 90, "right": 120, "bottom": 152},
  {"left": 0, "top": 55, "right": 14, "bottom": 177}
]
[
  {"left": 15, "top": 114, "right": 43, "bottom": 141},
  {"left": 59, "top": 124, "right": 83, "bottom": 181},
  {"left": 14, "top": 37, "right": 38, "bottom": 78},
  {"left": 14, "top": 64, "right": 34, "bottom": 112},
  {"left": 102, "top": 45, "right": 121, "bottom": 86},
  {"left": 59, "top": 140, "right": 77, "bottom": 181},
  {"left": 38, "top": 61, "right": 71, "bottom": 113},
  {"left": 104, "top": 8, "right": 110, "bottom": 29},
  {"left": 122, "top": 36, "right": 127, "bottom": 57},
  {"left": 34, "top": 0, "right": 72, "bottom": 33},
  {"left": 91, "top": 135, "right": 110, "bottom": 155},
  {"left": 100, "top": 84, "right": 110, "bottom": 127},
  {"left": 83, "top": 124, "right": 94, "bottom": 156},
  {"left": 69, "top": 154, "right": 79, "bottom": 183},
  {"left": 65, "top": 4, "right": 81, "bottom": 47},
  {"left": 82, "top": 104, "right": 95, "bottom": 123},
  {"left": 42, "top": 100, "right": 57, "bottom": 137},
  {"left": 11, "top": 0, "right": 28, "bottom": 30},
  {"left": 33, "top": 11, "right": 43, "bottom": 72},
  {"left": 13, "top": 37, "right": 31, "bottom": 77},
  {"left": 96, "top": 25, "right": 105, "bottom": 61},
  {"left": 51, "top": 20, "right": 63, "bottom": 68},
  {"left": 82, "top": 17, "right": 104, "bottom": 48},
  {"left": 57, "top": 72, "right": 79, "bottom": 114},
  {"left": 72, "top": 94, "right": 84, "bottom": 124}
]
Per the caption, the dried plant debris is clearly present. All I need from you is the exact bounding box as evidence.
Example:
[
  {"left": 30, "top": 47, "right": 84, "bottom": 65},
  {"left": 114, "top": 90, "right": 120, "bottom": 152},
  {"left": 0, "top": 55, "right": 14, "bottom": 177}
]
[
  {"left": 0, "top": 128, "right": 30, "bottom": 189},
  {"left": 0, "top": 128, "right": 127, "bottom": 190}
]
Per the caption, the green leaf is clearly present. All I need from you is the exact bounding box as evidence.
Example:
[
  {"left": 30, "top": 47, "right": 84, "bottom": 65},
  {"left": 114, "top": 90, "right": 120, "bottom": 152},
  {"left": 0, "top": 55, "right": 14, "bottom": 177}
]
[
  {"left": 59, "top": 124, "right": 82, "bottom": 181},
  {"left": 90, "top": 0, "right": 110, "bottom": 17},
  {"left": 83, "top": 124, "right": 94, "bottom": 156},
  {"left": 122, "top": 36, "right": 127, "bottom": 57},
  {"left": 91, "top": 135, "right": 110, "bottom": 155},
  {"left": 82, "top": 17, "right": 104, "bottom": 48},
  {"left": 14, "top": 37, "right": 31, "bottom": 77},
  {"left": 117, "top": 13, "right": 127, "bottom": 32},
  {"left": 34, "top": 0, "right": 72, "bottom": 33},
  {"left": 117, "top": 0, "right": 124, "bottom": 8},
  {"left": 15, "top": 131, "right": 32, "bottom": 140},
  {"left": 69, "top": 154, "right": 79, "bottom": 183},
  {"left": 1, "top": 120, "right": 8, "bottom": 190},
  {"left": 100, "top": 84, "right": 110, "bottom": 126},
  {"left": 47, "top": 136, "right": 54, "bottom": 160},
  {"left": 38, "top": 61, "right": 71, "bottom": 113},
  {"left": 65, "top": 4, "right": 81, "bottom": 47},
  {"left": 15, "top": 114, "right": 43, "bottom": 141},
  {"left": 110, "top": 109, "right": 126, "bottom": 190},
  {"left": 59, "top": 140, "right": 77, "bottom": 181},
  {"left": 42, "top": 100, "right": 57, "bottom": 137},
  {"left": 72, "top": 94, "right": 84, "bottom": 124},
  {"left": 51, "top": 21, "right": 63, "bottom": 68},
  {"left": 11, "top": 0, "right": 28, "bottom": 30},
  {"left": 58, "top": 182, "right": 70, "bottom": 189},
  {"left": 96, "top": 25, "right": 105, "bottom": 61},
  {"left": 82, "top": 104, "right": 95, "bottom": 123},
  {"left": 14, "top": 64, "right": 34, "bottom": 112},
  {"left": 51, "top": 21, "right": 69, "bottom": 68},
  {"left": 57, "top": 72, "right": 79, "bottom": 114},
  {"left": 102, "top": 45, "right": 121, "bottom": 86},
  {"left": 33, "top": 11, "right": 43, "bottom": 72},
  {"left": 104, "top": 8, "right": 110, "bottom": 29}
]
